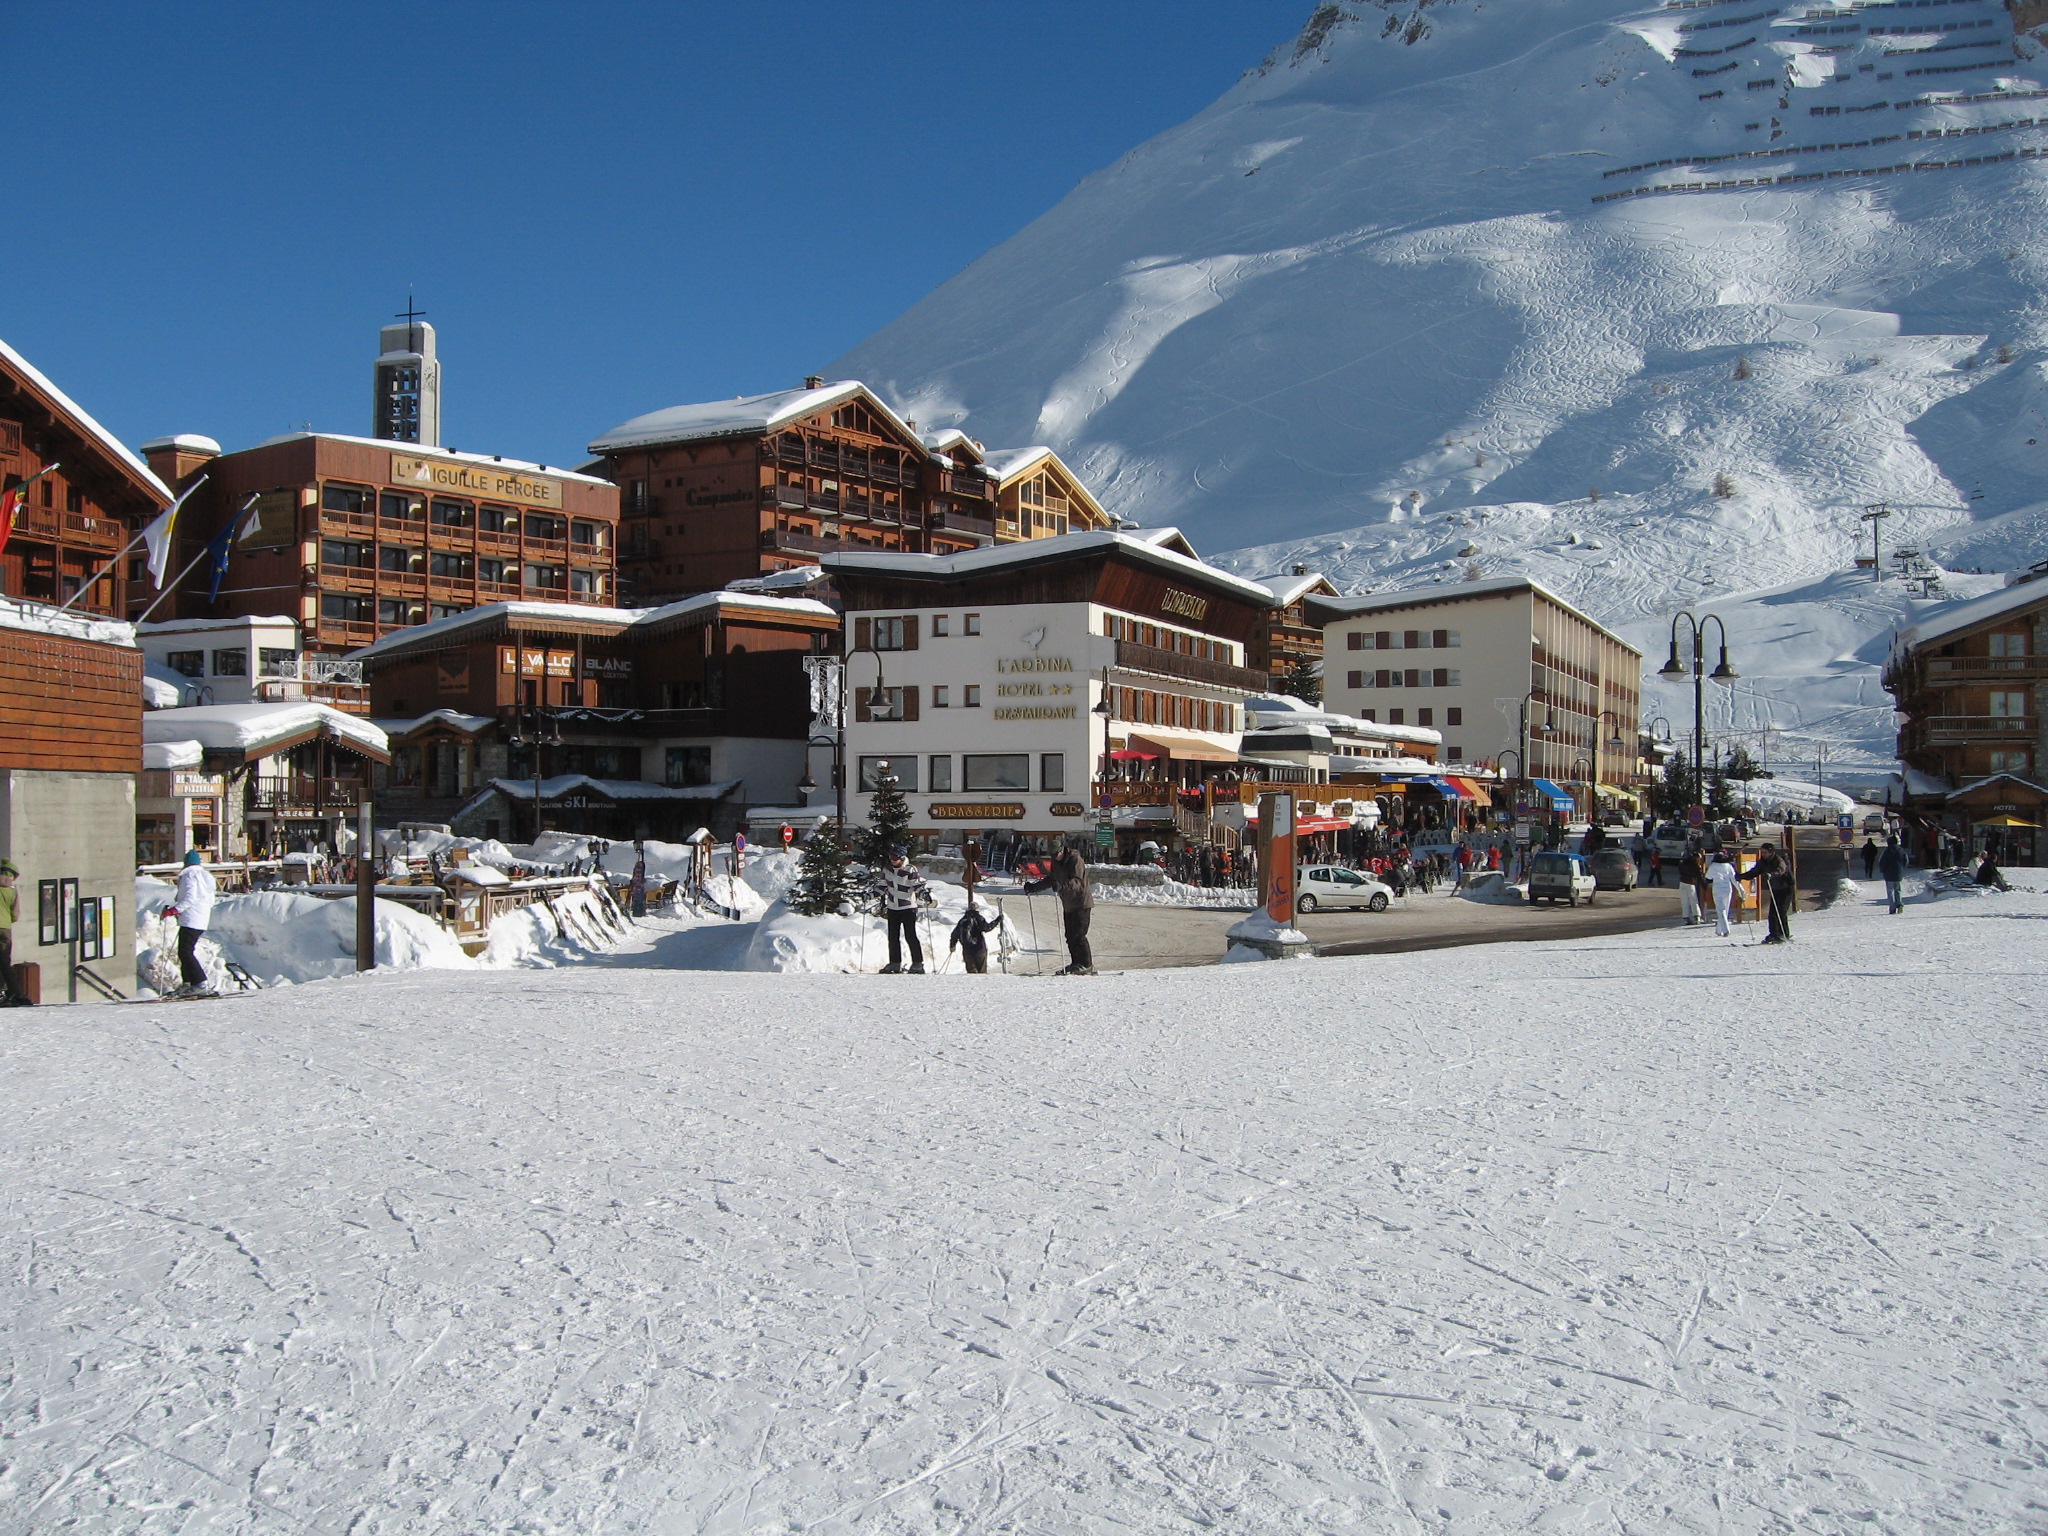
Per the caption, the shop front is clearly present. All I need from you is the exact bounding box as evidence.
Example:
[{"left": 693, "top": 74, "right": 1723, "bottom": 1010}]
[{"left": 1945, "top": 774, "right": 2045, "bottom": 866}]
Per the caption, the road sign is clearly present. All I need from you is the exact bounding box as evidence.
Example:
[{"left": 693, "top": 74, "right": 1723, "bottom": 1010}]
[
  {"left": 1687, "top": 806, "right": 1705, "bottom": 826},
  {"left": 1094, "top": 824, "right": 1114, "bottom": 847}
]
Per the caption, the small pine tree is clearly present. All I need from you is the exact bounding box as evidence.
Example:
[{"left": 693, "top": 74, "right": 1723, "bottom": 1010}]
[
  {"left": 1722, "top": 743, "right": 1765, "bottom": 782},
  {"left": 1733, "top": 355, "right": 1752, "bottom": 381},
  {"left": 1588, "top": 486, "right": 1601, "bottom": 503},
  {"left": 787, "top": 820, "right": 854, "bottom": 916},
  {"left": 1280, "top": 656, "right": 1322, "bottom": 706},
  {"left": 1712, "top": 472, "right": 1737, "bottom": 499},
  {"left": 856, "top": 761, "right": 913, "bottom": 868},
  {"left": 1655, "top": 750, "right": 1700, "bottom": 820},
  {"left": 1706, "top": 761, "right": 1736, "bottom": 817}
]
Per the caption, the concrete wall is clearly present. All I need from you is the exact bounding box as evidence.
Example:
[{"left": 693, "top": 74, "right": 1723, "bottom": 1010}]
[{"left": 0, "top": 768, "right": 137, "bottom": 1002}]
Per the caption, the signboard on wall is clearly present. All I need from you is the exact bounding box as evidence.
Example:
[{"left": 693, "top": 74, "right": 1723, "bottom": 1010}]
[
  {"left": 240, "top": 488, "right": 301, "bottom": 549},
  {"left": 391, "top": 455, "right": 564, "bottom": 509},
  {"left": 927, "top": 803, "right": 1026, "bottom": 820}
]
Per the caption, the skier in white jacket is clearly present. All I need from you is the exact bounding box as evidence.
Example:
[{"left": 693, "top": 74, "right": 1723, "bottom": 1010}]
[
  {"left": 166, "top": 850, "right": 217, "bottom": 996},
  {"left": 1705, "top": 850, "right": 1742, "bottom": 938}
]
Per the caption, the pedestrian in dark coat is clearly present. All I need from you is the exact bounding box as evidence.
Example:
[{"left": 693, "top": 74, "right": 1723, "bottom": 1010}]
[
  {"left": 1749, "top": 844, "right": 1796, "bottom": 943},
  {"left": 1860, "top": 837, "right": 1879, "bottom": 880},
  {"left": 948, "top": 900, "right": 1002, "bottom": 974},
  {"left": 1877, "top": 835, "right": 1908, "bottom": 914},
  {"left": 1023, "top": 843, "right": 1094, "bottom": 975}
]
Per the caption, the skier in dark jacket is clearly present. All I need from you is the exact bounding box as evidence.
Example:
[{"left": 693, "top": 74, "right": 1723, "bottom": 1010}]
[
  {"left": 1023, "top": 842, "right": 1094, "bottom": 975},
  {"left": 872, "top": 847, "right": 933, "bottom": 973},
  {"left": 1748, "top": 843, "right": 1796, "bottom": 943},
  {"left": 1877, "top": 835, "right": 1907, "bottom": 914},
  {"left": 948, "top": 899, "right": 1002, "bottom": 974}
]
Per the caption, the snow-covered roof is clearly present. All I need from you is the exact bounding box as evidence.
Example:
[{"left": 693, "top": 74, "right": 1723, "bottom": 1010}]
[
  {"left": 1310, "top": 575, "right": 1637, "bottom": 652},
  {"left": 979, "top": 445, "right": 1055, "bottom": 482},
  {"left": 375, "top": 710, "right": 497, "bottom": 739},
  {"left": 1244, "top": 695, "right": 1443, "bottom": 746},
  {"left": 918, "top": 427, "right": 983, "bottom": 462},
  {"left": 142, "top": 703, "right": 390, "bottom": 762},
  {"left": 1948, "top": 772, "right": 2048, "bottom": 802},
  {"left": 137, "top": 614, "right": 297, "bottom": 636},
  {"left": 589, "top": 381, "right": 918, "bottom": 454},
  {"left": 725, "top": 564, "right": 835, "bottom": 596},
  {"left": 143, "top": 671, "right": 185, "bottom": 709},
  {"left": 483, "top": 775, "right": 741, "bottom": 802},
  {"left": 1253, "top": 570, "right": 1335, "bottom": 606},
  {"left": 143, "top": 740, "right": 204, "bottom": 770},
  {"left": 352, "top": 591, "right": 836, "bottom": 663},
  {"left": 138, "top": 433, "right": 221, "bottom": 456},
  {"left": 1894, "top": 578, "right": 2048, "bottom": 655},
  {"left": 0, "top": 336, "right": 173, "bottom": 502},
  {"left": 0, "top": 595, "right": 135, "bottom": 648},
  {"left": 825, "top": 527, "right": 1276, "bottom": 607},
  {"left": 248, "top": 432, "right": 613, "bottom": 488},
  {"left": 1330, "top": 754, "right": 1444, "bottom": 776}
]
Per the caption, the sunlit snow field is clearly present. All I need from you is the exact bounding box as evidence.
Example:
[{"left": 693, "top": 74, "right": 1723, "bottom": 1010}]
[{"left": 3, "top": 878, "right": 2043, "bottom": 1532}]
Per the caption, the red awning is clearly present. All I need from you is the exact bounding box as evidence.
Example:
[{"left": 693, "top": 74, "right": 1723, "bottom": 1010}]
[
  {"left": 1107, "top": 749, "right": 1159, "bottom": 761},
  {"left": 1295, "top": 816, "right": 1352, "bottom": 834}
]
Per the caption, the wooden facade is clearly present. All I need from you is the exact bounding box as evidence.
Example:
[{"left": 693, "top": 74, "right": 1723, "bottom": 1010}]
[
  {"left": 0, "top": 615, "right": 142, "bottom": 773},
  {"left": 981, "top": 447, "right": 1114, "bottom": 544},
  {"left": 1, "top": 345, "right": 171, "bottom": 619},
  {"left": 145, "top": 435, "right": 619, "bottom": 654},
  {"left": 1247, "top": 570, "right": 1339, "bottom": 688}
]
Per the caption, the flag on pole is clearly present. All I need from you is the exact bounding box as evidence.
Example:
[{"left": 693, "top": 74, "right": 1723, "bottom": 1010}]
[
  {"left": 0, "top": 464, "right": 60, "bottom": 561},
  {"left": 141, "top": 501, "right": 181, "bottom": 586},
  {"left": 203, "top": 494, "right": 263, "bottom": 602}
]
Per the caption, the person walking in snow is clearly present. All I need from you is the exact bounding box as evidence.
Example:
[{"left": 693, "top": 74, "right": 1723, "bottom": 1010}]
[
  {"left": 1877, "top": 834, "right": 1908, "bottom": 915},
  {"left": 164, "top": 850, "right": 218, "bottom": 997},
  {"left": 628, "top": 846, "right": 648, "bottom": 918},
  {"left": 948, "top": 899, "right": 1002, "bottom": 974},
  {"left": 872, "top": 847, "right": 933, "bottom": 974},
  {"left": 1706, "top": 849, "right": 1742, "bottom": 938},
  {"left": 1677, "top": 842, "right": 1705, "bottom": 926},
  {"left": 1859, "top": 836, "right": 1880, "bottom": 880},
  {"left": 1023, "top": 839, "right": 1094, "bottom": 976},
  {"left": 1748, "top": 843, "right": 1795, "bottom": 944}
]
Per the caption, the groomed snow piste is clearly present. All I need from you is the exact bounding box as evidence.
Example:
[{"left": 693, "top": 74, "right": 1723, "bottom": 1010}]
[{"left": 4, "top": 876, "right": 2043, "bottom": 1530}]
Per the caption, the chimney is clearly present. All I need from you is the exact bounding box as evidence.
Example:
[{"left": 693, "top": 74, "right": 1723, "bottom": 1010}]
[
  {"left": 803, "top": 375, "right": 824, "bottom": 390},
  {"left": 1292, "top": 563, "right": 1309, "bottom": 576},
  {"left": 140, "top": 434, "right": 221, "bottom": 489}
]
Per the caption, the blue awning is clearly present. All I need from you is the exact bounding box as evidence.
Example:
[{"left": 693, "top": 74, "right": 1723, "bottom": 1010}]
[{"left": 1529, "top": 778, "right": 1577, "bottom": 812}]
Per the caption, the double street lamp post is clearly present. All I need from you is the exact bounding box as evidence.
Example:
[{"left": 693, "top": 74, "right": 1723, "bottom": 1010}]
[
  {"left": 508, "top": 703, "right": 563, "bottom": 843},
  {"left": 1657, "top": 611, "right": 1738, "bottom": 825}
]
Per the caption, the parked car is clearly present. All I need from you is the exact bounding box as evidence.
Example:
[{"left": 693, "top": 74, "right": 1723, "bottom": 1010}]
[
  {"left": 1652, "top": 823, "right": 1694, "bottom": 862},
  {"left": 1528, "top": 850, "right": 1597, "bottom": 906},
  {"left": 1296, "top": 864, "right": 1393, "bottom": 912},
  {"left": 1590, "top": 846, "right": 1638, "bottom": 891}
]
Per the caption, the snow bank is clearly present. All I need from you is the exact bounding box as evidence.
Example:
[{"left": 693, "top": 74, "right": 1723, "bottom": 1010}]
[
  {"left": 1457, "top": 870, "right": 1526, "bottom": 904},
  {"left": 480, "top": 886, "right": 630, "bottom": 968},
  {"left": 134, "top": 884, "right": 473, "bottom": 992},
  {"left": 743, "top": 882, "right": 1014, "bottom": 974}
]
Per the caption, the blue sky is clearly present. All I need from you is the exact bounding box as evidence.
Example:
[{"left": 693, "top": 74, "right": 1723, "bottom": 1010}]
[{"left": 9, "top": 1, "right": 1309, "bottom": 474}]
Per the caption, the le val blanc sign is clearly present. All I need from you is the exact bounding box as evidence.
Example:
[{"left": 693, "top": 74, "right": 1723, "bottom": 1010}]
[{"left": 392, "top": 454, "right": 565, "bottom": 509}]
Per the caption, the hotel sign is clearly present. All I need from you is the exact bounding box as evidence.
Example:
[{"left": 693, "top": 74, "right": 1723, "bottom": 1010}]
[
  {"left": 927, "top": 802, "right": 1026, "bottom": 820},
  {"left": 392, "top": 454, "right": 564, "bottom": 509}
]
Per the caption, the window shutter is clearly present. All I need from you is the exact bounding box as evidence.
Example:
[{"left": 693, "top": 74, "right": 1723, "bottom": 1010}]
[
  {"left": 1376, "top": 631, "right": 1391, "bottom": 649},
  {"left": 903, "top": 615, "right": 919, "bottom": 650},
  {"left": 1434, "top": 668, "right": 1449, "bottom": 687},
  {"left": 1433, "top": 629, "right": 1448, "bottom": 648},
  {"left": 1347, "top": 631, "right": 1363, "bottom": 651},
  {"left": 854, "top": 617, "right": 871, "bottom": 651},
  {"left": 1347, "top": 670, "right": 1362, "bottom": 689},
  {"left": 902, "top": 685, "right": 919, "bottom": 721},
  {"left": 855, "top": 687, "right": 873, "bottom": 723}
]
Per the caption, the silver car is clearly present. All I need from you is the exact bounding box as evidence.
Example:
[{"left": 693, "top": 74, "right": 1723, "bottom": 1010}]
[{"left": 1297, "top": 864, "right": 1394, "bottom": 912}]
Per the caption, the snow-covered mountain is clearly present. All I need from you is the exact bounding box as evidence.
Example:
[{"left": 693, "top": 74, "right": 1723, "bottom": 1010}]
[{"left": 834, "top": 0, "right": 2048, "bottom": 766}]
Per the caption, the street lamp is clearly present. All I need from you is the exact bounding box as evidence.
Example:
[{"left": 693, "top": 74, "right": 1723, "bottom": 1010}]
[
  {"left": 1657, "top": 611, "right": 1737, "bottom": 823},
  {"left": 508, "top": 703, "right": 563, "bottom": 842}
]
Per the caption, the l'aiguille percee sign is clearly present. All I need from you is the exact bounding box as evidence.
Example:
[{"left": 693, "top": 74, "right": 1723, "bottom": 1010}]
[{"left": 392, "top": 455, "right": 565, "bottom": 509}]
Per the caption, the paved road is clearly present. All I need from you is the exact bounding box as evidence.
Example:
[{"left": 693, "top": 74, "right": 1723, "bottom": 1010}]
[{"left": 1001, "top": 882, "right": 1687, "bottom": 970}]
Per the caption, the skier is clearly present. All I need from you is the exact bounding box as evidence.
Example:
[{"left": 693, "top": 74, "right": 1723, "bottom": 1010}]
[
  {"left": 628, "top": 845, "right": 648, "bottom": 918},
  {"left": 872, "top": 846, "right": 933, "bottom": 973},
  {"left": 0, "top": 859, "right": 22, "bottom": 1006},
  {"left": 948, "top": 898, "right": 1002, "bottom": 974},
  {"left": 1877, "top": 834, "right": 1908, "bottom": 914},
  {"left": 1706, "top": 849, "right": 1742, "bottom": 938},
  {"left": 1748, "top": 842, "right": 1795, "bottom": 944},
  {"left": 1677, "top": 842, "right": 1706, "bottom": 926},
  {"left": 1023, "top": 838, "right": 1095, "bottom": 975},
  {"left": 164, "top": 850, "right": 218, "bottom": 997},
  {"left": 1859, "top": 836, "right": 1880, "bottom": 880}
]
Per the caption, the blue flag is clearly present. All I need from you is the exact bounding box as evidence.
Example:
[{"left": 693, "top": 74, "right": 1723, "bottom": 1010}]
[{"left": 202, "top": 521, "right": 237, "bottom": 602}]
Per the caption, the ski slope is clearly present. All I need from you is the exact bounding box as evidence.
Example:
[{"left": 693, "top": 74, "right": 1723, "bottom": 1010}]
[
  {"left": 833, "top": 0, "right": 2048, "bottom": 762},
  {"left": 4, "top": 878, "right": 2045, "bottom": 1530}
]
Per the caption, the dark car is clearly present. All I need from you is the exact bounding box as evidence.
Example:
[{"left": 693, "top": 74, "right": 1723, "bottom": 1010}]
[{"left": 1590, "top": 846, "right": 1638, "bottom": 891}]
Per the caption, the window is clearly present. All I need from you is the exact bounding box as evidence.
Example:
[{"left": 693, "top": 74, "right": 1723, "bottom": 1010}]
[
  {"left": 1418, "top": 708, "right": 1434, "bottom": 727},
  {"left": 1990, "top": 749, "right": 2032, "bottom": 772},
  {"left": 322, "top": 484, "right": 370, "bottom": 515},
  {"left": 479, "top": 503, "right": 511, "bottom": 532},
  {"left": 321, "top": 593, "right": 373, "bottom": 624},
  {"left": 962, "top": 753, "right": 1030, "bottom": 791},
  {"left": 1389, "top": 709, "right": 1405, "bottom": 725},
  {"left": 260, "top": 647, "right": 297, "bottom": 678},
  {"left": 378, "top": 599, "right": 423, "bottom": 626},
  {"left": 1374, "top": 631, "right": 1391, "bottom": 649},
  {"left": 1447, "top": 707, "right": 1463, "bottom": 727},
  {"left": 932, "top": 614, "right": 951, "bottom": 637},
  {"left": 1990, "top": 691, "right": 2030, "bottom": 717},
  {"left": 380, "top": 545, "right": 420, "bottom": 573},
  {"left": 211, "top": 647, "right": 248, "bottom": 677},
  {"left": 321, "top": 538, "right": 371, "bottom": 569},
  {"left": 571, "top": 520, "right": 602, "bottom": 547},
  {"left": 1990, "top": 632, "right": 2030, "bottom": 658},
  {"left": 933, "top": 685, "right": 951, "bottom": 708},
  {"left": 524, "top": 514, "right": 566, "bottom": 542},
  {"left": 929, "top": 754, "right": 953, "bottom": 793},
  {"left": 479, "top": 557, "right": 509, "bottom": 584},
  {"left": 570, "top": 568, "right": 597, "bottom": 595},
  {"left": 430, "top": 499, "right": 472, "bottom": 527},
  {"left": 858, "top": 686, "right": 918, "bottom": 722},
  {"left": 525, "top": 564, "right": 564, "bottom": 589},
  {"left": 665, "top": 746, "right": 712, "bottom": 787},
  {"left": 431, "top": 603, "right": 463, "bottom": 620},
  {"left": 1360, "top": 709, "right": 1376, "bottom": 722},
  {"left": 963, "top": 685, "right": 981, "bottom": 707},
  {"left": 430, "top": 551, "right": 472, "bottom": 580},
  {"left": 963, "top": 613, "right": 981, "bottom": 635},
  {"left": 1447, "top": 746, "right": 1464, "bottom": 762},
  {"left": 166, "top": 649, "right": 204, "bottom": 678},
  {"left": 1347, "top": 631, "right": 1364, "bottom": 650},
  {"left": 1432, "top": 668, "right": 1449, "bottom": 688},
  {"left": 378, "top": 491, "right": 422, "bottom": 523},
  {"left": 858, "top": 756, "right": 917, "bottom": 792},
  {"left": 1403, "top": 631, "right": 1421, "bottom": 648},
  {"left": 1347, "top": 670, "right": 1363, "bottom": 689},
  {"left": 1040, "top": 753, "right": 1065, "bottom": 793},
  {"left": 866, "top": 615, "right": 918, "bottom": 650}
]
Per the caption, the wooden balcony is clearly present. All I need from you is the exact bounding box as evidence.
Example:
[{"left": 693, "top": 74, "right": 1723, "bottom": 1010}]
[
  {"left": 1113, "top": 638, "right": 1269, "bottom": 694},
  {"left": 1917, "top": 715, "right": 2037, "bottom": 742},
  {"left": 250, "top": 778, "right": 368, "bottom": 811},
  {"left": 1925, "top": 657, "right": 2042, "bottom": 678}
]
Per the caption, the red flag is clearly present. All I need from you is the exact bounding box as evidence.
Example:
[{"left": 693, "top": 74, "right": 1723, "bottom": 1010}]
[{"left": 0, "top": 465, "right": 58, "bottom": 561}]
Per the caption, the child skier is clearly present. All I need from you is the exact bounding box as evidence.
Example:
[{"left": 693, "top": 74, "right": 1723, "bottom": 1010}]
[{"left": 948, "top": 899, "right": 1002, "bottom": 974}]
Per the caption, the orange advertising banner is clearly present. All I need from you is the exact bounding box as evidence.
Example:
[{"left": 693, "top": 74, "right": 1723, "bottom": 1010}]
[{"left": 1263, "top": 791, "right": 1295, "bottom": 925}]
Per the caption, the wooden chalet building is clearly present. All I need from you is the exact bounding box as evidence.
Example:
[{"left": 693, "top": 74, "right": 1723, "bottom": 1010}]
[
  {"left": 975, "top": 444, "right": 1115, "bottom": 544},
  {"left": 140, "top": 433, "right": 620, "bottom": 655},
  {"left": 1885, "top": 574, "right": 2048, "bottom": 865},
  {"left": 1247, "top": 567, "right": 1339, "bottom": 692},
  {"left": 355, "top": 591, "right": 838, "bottom": 840},
  {"left": 2, "top": 338, "right": 174, "bottom": 617}
]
